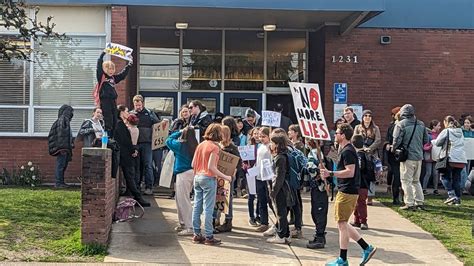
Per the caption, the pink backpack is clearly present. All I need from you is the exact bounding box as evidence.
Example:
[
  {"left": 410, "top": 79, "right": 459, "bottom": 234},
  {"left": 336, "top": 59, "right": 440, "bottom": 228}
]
[{"left": 114, "top": 198, "right": 144, "bottom": 222}]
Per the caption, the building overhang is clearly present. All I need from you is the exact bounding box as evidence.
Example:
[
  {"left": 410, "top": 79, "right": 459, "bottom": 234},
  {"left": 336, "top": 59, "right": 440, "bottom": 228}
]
[{"left": 27, "top": 0, "right": 385, "bottom": 34}]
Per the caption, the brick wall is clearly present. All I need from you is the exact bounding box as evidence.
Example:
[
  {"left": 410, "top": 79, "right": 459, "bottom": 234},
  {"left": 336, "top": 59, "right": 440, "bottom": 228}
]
[
  {"left": 81, "top": 148, "right": 117, "bottom": 245},
  {"left": 111, "top": 6, "right": 130, "bottom": 107},
  {"left": 324, "top": 27, "right": 474, "bottom": 138}
]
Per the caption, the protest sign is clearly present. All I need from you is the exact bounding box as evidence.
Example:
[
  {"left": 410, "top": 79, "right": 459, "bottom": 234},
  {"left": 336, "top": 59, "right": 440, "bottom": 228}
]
[
  {"left": 238, "top": 145, "right": 255, "bottom": 161},
  {"left": 260, "top": 158, "right": 274, "bottom": 181},
  {"left": 159, "top": 151, "right": 174, "bottom": 188},
  {"left": 215, "top": 178, "right": 231, "bottom": 214},
  {"left": 261, "top": 111, "right": 281, "bottom": 127},
  {"left": 465, "top": 138, "right": 474, "bottom": 160},
  {"left": 289, "top": 82, "right": 330, "bottom": 140},
  {"left": 105, "top": 42, "right": 133, "bottom": 62},
  {"left": 246, "top": 166, "right": 258, "bottom": 195},
  {"left": 195, "top": 129, "right": 200, "bottom": 143},
  {"left": 217, "top": 151, "right": 240, "bottom": 177},
  {"left": 152, "top": 121, "right": 169, "bottom": 150}
]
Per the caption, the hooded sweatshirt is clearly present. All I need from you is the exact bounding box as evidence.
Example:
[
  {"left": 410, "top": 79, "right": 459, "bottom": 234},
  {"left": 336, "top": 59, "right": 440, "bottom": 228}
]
[
  {"left": 433, "top": 127, "right": 467, "bottom": 164},
  {"left": 48, "top": 104, "right": 74, "bottom": 157},
  {"left": 392, "top": 104, "right": 429, "bottom": 161}
]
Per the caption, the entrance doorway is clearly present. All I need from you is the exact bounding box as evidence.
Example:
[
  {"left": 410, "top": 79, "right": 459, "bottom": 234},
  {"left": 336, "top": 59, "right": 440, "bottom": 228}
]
[{"left": 266, "top": 94, "right": 297, "bottom": 125}]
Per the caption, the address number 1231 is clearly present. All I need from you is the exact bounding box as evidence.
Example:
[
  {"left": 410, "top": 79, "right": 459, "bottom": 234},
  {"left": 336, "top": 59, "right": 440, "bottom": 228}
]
[{"left": 331, "top": 55, "right": 358, "bottom": 64}]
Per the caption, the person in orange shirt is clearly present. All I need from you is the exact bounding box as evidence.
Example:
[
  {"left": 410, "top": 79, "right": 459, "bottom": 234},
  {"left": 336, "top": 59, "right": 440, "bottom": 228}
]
[{"left": 191, "top": 124, "right": 232, "bottom": 246}]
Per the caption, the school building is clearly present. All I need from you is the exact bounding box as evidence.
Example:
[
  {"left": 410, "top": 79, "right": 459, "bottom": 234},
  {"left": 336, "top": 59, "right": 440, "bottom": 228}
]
[{"left": 1, "top": 0, "right": 473, "bottom": 183}]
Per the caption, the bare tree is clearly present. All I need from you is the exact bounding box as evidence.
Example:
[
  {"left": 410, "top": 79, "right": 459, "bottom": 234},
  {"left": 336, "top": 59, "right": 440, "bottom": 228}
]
[{"left": 0, "top": 0, "right": 65, "bottom": 61}]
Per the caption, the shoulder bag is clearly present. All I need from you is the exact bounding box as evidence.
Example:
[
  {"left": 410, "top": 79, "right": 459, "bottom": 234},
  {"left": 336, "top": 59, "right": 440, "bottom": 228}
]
[
  {"left": 394, "top": 120, "right": 417, "bottom": 162},
  {"left": 435, "top": 130, "right": 450, "bottom": 173}
]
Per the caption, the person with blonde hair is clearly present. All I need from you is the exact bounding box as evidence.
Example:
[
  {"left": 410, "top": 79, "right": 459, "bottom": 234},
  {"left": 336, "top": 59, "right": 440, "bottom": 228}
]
[{"left": 94, "top": 51, "right": 132, "bottom": 136}]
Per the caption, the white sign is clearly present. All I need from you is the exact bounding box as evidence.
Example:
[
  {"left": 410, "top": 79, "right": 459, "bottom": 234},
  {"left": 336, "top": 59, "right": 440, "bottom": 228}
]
[
  {"left": 465, "top": 138, "right": 474, "bottom": 160},
  {"left": 238, "top": 145, "right": 255, "bottom": 161},
  {"left": 195, "top": 129, "right": 200, "bottom": 143},
  {"left": 261, "top": 111, "right": 281, "bottom": 127},
  {"left": 230, "top": 107, "right": 249, "bottom": 117},
  {"left": 260, "top": 159, "right": 274, "bottom": 181},
  {"left": 245, "top": 166, "right": 259, "bottom": 195},
  {"left": 105, "top": 42, "right": 133, "bottom": 62},
  {"left": 289, "top": 82, "right": 331, "bottom": 141},
  {"left": 334, "top": 103, "right": 346, "bottom": 123}
]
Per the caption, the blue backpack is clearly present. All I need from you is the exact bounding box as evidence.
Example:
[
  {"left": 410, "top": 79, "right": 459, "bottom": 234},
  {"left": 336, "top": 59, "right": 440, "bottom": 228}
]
[{"left": 286, "top": 146, "right": 308, "bottom": 190}]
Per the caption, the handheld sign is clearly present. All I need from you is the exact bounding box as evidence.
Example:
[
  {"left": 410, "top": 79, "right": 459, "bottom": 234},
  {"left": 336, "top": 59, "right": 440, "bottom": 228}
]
[
  {"left": 261, "top": 111, "right": 281, "bottom": 127},
  {"left": 105, "top": 42, "right": 133, "bottom": 62},
  {"left": 215, "top": 178, "right": 231, "bottom": 214},
  {"left": 289, "top": 82, "right": 330, "bottom": 141},
  {"left": 217, "top": 150, "right": 240, "bottom": 177},
  {"left": 152, "top": 121, "right": 169, "bottom": 150},
  {"left": 260, "top": 158, "right": 274, "bottom": 181},
  {"left": 238, "top": 145, "right": 255, "bottom": 161},
  {"left": 245, "top": 166, "right": 258, "bottom": 195},
  {"left": 465, "top": 138, "right": 474, "bottom": 160}
]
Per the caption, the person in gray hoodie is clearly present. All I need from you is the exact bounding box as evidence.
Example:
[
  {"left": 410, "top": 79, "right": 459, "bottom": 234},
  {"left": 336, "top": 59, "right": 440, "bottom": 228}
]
[
  {"left": 433, "top": 116, "right": 467, "bottom": 206},
  {"left": 392, "top": 104, "right": 429, "bottom": 211}
]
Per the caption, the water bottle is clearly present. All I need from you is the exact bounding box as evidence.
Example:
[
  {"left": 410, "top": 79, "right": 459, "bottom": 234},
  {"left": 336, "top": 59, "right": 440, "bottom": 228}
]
[{"left": 101, "top": 131, "right": 108, "bottom": 149}]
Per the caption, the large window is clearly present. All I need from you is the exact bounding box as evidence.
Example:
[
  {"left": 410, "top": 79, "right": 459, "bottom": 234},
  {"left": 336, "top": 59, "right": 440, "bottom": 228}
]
[{"left": 0, "top": 35, "right": 105, "bottom": 135}]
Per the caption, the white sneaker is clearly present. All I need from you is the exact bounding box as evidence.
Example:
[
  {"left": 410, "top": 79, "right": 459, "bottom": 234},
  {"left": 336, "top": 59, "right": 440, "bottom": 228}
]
[
  {"left": 144, "top": 188, "right": 153, "bottom": 195},
  {"left": 444, "top": 196, "right": 456, "bottom": 204},
  {"left": 266, "top": 235, "right": 286, "bottom": 244},
  {"left": 263, "top": 224, "right": 277, "bottom": 237},
  {"left": 177, "top": 228, "right": 194, "bottom": 236}
]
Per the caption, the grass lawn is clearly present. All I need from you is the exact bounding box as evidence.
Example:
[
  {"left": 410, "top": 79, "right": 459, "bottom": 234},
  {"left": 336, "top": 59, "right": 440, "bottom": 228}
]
[
  {"left": 0, "top": 187, "right": 106, "bottom": 262},
  {"left": 378, "top": 192, "right": 474, "bottom": 266}
]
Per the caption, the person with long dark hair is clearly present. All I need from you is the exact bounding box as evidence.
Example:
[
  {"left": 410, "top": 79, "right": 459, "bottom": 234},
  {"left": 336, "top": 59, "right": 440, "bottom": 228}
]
[
  {"left": 422, "top": 119, "right": 441, "bottom": 195},
  {"left": 114, "top": 105, "right": 150, "bottom": 207},
  {"left": 166, "top": 126, "right": 198, "bottom": 236}
]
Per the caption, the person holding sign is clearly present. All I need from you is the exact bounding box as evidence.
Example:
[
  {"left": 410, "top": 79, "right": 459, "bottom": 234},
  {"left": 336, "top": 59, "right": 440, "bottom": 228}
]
[
  {"left": 320, "top": 123, "right": 376, "bottom": 266},
  {"left": 254, "top": 127, "right": 273, "bottom": 234},
  {"left": 166, "top": 126, "right": 198, "bottom": 236},
  {"left": 191, "top": 124, "right": 232, "bottom": 246},
  {"left": 94, "top": 51, "right": 132, "bottom": 137}
]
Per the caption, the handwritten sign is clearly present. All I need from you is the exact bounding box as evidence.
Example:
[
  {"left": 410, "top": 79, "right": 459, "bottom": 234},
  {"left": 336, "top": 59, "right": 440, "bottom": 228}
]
[
  {"left": 105, "top": 42, "right": 133, "bottom": 62},
  {"left": 215, "top": 178, "right": 231, "bottom": 214},
  {"left": 289, "top": 82, "right": 330, "bottom": 141},
  {"left": 261, "top": 111, "right": 281, "bottom": 127},
  {"left": 152, "top": 121, "right": 169, "bottom": 150},
  {"left": 238, "top": 145, "right": 255, "bottom": 161},
  {"left": 260, "top": 158, "right": 274, "bottom": 181},
  {"left": 246, "top": 166, "right": 258, "bottom": 195},
  {"left": 217, "top": 151, "right": 240, "bottom": 177}
]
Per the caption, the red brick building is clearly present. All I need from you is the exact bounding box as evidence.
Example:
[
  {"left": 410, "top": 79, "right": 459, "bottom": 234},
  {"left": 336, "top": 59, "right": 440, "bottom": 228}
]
[{"left": 1, "top": 0, "right": 473, "bottom": 183}]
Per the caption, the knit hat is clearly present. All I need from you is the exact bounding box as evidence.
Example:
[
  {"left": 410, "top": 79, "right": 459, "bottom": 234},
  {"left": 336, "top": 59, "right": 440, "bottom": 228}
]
[
  {"left": 362, "top": 110, "right": 373, "bottom": 116},
  {"left": 391, "top": 106, "right": 401, "bottom": 115}
]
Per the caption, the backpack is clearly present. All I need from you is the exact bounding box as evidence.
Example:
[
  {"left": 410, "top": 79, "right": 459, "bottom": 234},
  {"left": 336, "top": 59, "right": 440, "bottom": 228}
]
[
  {"left": 113, "top": 198, "right": 145, "bottom": 222},
  {"left": 286, "top": 146, "right": 308, "bottom": 190},
  {"left": 358, "top": 152, "right": 376, "bottom": 183}
]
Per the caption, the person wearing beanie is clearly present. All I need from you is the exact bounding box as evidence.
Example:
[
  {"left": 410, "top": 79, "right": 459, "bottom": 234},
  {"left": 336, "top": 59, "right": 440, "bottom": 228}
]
[{"left": 392, "top": 104, "right": 429, "bottom": 211}]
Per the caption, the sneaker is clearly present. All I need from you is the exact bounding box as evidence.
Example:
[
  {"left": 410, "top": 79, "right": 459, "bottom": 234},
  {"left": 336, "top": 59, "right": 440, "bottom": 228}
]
[
  {"left": 144, "top": 188, "right": 153, "bottom": 195},
  {"left": 392, "top": 199, "right": 401, "bottom": 205},
  {"left": 255, "top": 217, "right": 262, "bottom": 225},
  {"left": 204, "top": 236, "right": 222, "bottom": 246},
  {"left": 360, "top": 245, "right": 377, "bottom": 265},
  {"left": 433, "top": 190, "right": 439, "bottom": 195},
  {"left": 192, "top": 234, "right": 205, "bottom": 244},
  {"left": 399, "top": 205, "right": 417, "bottom": 211},
  {"left": 290, "top": 228, "right": 303, "bottom": 239},
  {"left": 325, "top": 257, "right": 348, "bottom": 266},
  {"left": 263, "top": 224, "right": 277, "bottom": 236},
  {"left": 307, "top": 235, "right": 326, "bottom": 249},
  {"left": 54, "top": 183, "right": 70, "bottom": 188},
  {"left": 454, "top": 199, "right": 461, "bottom": 206},
  {"left": 422, "top": 189, "right": 428, "bottom": 195},
  {"left": 444, "top": 196, "right": 456, "bottom": 204},
  {"left": 266, "top": 235, "right": 286, "bottom": 244},
  {"left": 360, "top": 223, "right": 369, "bottom": 230},
  {"left": 174, "top": 225, "right": 185, "bottom": 232},
  {"left": 248, "top": 218, "right": 258, "bottom": 227},
  {"left": 255, "top": 224, "right": 269, "bottom": 233},
  {"left": 416, "top": 204, "right": 426, "bottom": 211},
  {"left": 177, "top": 228, "right": 194, "bottom": 236},
  {"left": 350, "top": 222, "right": 361, "bottom": 228}
]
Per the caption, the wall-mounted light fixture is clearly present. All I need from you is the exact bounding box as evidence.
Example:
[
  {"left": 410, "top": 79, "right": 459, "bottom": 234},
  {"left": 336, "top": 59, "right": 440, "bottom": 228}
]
[
  {"left": 380, "top": 36, "right": 391, "bottom": 45},
  {"left": 263, "top": 24, "right": 276, "bottom": 31},
  {"left": 175, "top": 22, "right": 188, "bottom": 29}
]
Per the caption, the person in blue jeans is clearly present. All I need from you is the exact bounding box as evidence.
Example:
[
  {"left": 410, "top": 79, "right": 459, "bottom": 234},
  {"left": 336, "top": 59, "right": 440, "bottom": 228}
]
[
  {"left": 48, "top": 104, "right": 74, "bottom": 188},
  {"left": 191, "top": 124, "right": 232, "bottom": 245}
]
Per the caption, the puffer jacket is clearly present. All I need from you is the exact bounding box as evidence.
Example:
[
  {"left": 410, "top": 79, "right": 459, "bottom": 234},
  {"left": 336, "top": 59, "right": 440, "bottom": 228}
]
[
  {"left": 191, "top": 111, "right": 213, "bottom": 140},
  {"left": 48, "top": 105, "right": 74, "bottom": 157},
  {"left": 392, "top": 104, "right": 429, "bottom": 161},
  {"left": 133, "top": 108, "right": 159, "bottom": 144},
  {"left": 433, "top": 127, "right": 467, "bottom": 164}
]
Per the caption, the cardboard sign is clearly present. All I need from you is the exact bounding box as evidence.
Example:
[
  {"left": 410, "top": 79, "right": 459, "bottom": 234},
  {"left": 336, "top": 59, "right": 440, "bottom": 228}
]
[
  {"left": 238, "top": 145, "right": 255, "bottom": 161},
  {"left": 261, "top": 111, "right": 281, "bottom": 127},
  {"left": 152, "top": 121, "right": 169, "bottom": 150},
  {"left": 105, "top": 42, "right": 133, "bottom": 62},
  {"left": 245, "top": 166, "right": 258, "bottom": 195},
  {"left": 260, "top": 158, "right": 274, "bottom": 181},
  {"left": 215, "top": 178, "right": 231, "bottom": 214},
  {"left": 217, "top": 151, "right": 240, "bottom": 177},
  {"left": 289, "top": 82, "right": 330, "bottom": 140},
  {"left": 465, "top": 138, "right": 474, "bottom": 160}
]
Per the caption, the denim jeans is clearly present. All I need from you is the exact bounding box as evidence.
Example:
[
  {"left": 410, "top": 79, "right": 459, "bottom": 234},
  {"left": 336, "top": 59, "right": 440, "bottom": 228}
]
[
  {"left": 55, "top": 152, "right": 69, "bottom": 186},
  {"left": 248, "top": 194, "right": 257, "bottom": 219},
  {"left": 422, "top": 162, "right": 439, "bottom": 190},
  {"left": 152, "top": 149, "right": 163, "bottom": 185},
  {"left": 138, "top": 143, "right": 154, "bottom": 189},
  {"left": 460, "top": 166, "right": 468, "bottom": 191},
  {"left": 441, "top": 166, "right": 463, "bottom": 199},
  {"left": 192, "top": 175, "right": 217, "bottom": 238}
]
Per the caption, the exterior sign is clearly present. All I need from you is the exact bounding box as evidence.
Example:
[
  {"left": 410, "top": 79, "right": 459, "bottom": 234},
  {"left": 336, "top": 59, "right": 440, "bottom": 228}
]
[
  {"left": 289, "top": 82, "right": 330, "bottom": 141},
  {"left": 333, "top": 83, "right": 347, "bottom": 103}
]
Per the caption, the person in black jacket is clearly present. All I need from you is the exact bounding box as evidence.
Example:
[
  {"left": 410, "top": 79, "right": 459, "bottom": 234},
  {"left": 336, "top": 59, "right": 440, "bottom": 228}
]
[
  {"left": 383, "top": 106, "right": 402, "bottom": 205},
  {"left": 94, "top": 51, "right": 132, "bottom": 136},
  {"left": 114, "top": 105, "right": 151, "bottom": 207},
  {"left": 170, "top": 104, "right": 190, "bottom": 133},
  {"left": 48, "top": 104, "right": 74, "bottom": 188},
  {"left": 77, "top": 107, "right": 104, "bottom": 147},
  {"left": 273, "top": 104, "right": 293, "bottom": 132},
  {"left": 189, "top": 100, "right": 213, "bottom": 141}
]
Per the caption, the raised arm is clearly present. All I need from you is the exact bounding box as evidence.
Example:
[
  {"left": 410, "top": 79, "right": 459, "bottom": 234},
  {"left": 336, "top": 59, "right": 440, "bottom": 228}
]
[{"left": 96, "top": 52, "right": 105, "bottom": 82}]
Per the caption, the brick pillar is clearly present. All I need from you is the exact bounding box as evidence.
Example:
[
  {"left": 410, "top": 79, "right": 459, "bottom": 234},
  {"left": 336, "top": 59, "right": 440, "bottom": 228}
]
[
  {"left": 111, "top": 6, "right": 130, "bottom": 107},
  {"left": 81, "top": 148, "right": 118, "bottom": 245}
]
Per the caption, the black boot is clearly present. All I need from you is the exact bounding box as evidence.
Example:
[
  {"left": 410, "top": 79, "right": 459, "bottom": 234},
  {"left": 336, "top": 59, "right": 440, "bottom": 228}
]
[
  {"left": 307, "top": 233, "right": 326, "bottom": 249},
  {"left": 216, "top": 219, "right": 232, "bottom": 233}
]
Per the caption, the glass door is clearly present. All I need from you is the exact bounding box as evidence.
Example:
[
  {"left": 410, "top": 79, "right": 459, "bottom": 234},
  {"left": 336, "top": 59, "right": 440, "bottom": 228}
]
[
  {"left": 181, "top": 92, "right": 220, "bottom": 117},
  {"left": 223, "top": 93, "right": 261, "bottom": 118},
  {"left": 141, "top": 92, "right": 177, "bottom": 120}
]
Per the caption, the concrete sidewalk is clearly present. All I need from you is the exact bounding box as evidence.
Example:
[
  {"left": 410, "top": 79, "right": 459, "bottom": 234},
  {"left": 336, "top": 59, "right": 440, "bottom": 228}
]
[{"left": 104, "top": 192, "right": 461, "bottom": 265}]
